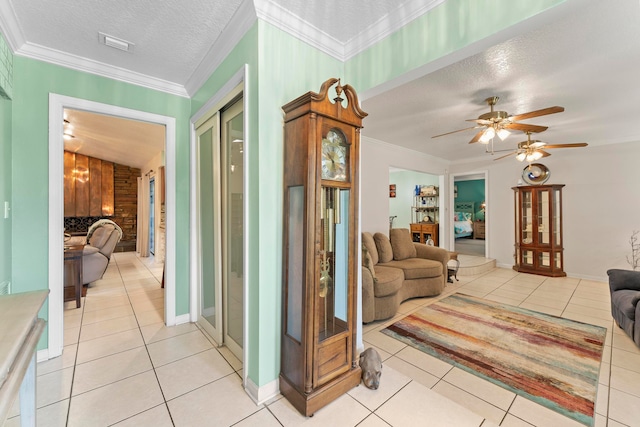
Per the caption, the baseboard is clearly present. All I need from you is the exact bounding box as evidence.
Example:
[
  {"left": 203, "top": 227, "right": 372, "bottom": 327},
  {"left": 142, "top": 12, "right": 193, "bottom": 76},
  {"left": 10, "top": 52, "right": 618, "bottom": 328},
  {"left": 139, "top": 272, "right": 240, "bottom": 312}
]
[
  {"left": 245, "top": 376, "right": 280, "bottom": 405},
  {"left": 174, "top": 313, "right": 190, "bottom": 325}
]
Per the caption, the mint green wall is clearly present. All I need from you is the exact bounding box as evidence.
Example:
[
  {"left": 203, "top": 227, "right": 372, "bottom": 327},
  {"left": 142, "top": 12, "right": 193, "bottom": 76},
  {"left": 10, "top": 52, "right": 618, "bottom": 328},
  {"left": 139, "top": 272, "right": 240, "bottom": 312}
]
[
  {"left": 11, "top": 56, "right": 191, "bottom": 348},
  {"left": 0, "top": 96, "right": 11, "bottom": 290},
  {"left": 345, "top": 0, "right": 565, "bottom": 92},
  {"left": 0, "top": 33, "right": 12, "bottom": 292},
  {"left": 389, "top": 170, "right": 439, "bottom": 229}
]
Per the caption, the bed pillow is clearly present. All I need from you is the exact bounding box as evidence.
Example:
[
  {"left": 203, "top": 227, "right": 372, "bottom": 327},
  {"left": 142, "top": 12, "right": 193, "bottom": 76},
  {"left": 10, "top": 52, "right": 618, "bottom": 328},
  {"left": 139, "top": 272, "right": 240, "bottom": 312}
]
[{"left": 454, "top": 211, "right": 472, "bottom": 222}]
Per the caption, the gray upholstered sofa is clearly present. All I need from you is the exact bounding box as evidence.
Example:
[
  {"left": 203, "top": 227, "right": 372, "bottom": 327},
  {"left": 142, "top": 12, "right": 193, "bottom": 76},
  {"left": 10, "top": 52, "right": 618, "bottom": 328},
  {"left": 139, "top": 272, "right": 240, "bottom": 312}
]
[
  {"left": 608, "top": 269, "right": 640, "bottom": 347},
  {"left": 361, "top": 228, "right": 448, "bottom": 323}
]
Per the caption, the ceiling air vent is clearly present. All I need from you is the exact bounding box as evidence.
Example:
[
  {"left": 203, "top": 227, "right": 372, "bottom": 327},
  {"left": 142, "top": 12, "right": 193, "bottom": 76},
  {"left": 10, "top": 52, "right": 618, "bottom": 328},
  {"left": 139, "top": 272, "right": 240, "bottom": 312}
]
[{"left": 98, "top": 32, "right": 135, "bottom": 53}]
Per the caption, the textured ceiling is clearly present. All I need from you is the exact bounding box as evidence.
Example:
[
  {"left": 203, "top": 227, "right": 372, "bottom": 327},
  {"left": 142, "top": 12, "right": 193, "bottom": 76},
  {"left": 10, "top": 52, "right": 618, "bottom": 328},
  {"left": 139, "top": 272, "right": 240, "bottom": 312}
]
[
  {"left": 10, "top": 0, "right": 243, "bottom": 85},
  {"left": 361, "top": 0, "right": 640, "bottom": 162}
]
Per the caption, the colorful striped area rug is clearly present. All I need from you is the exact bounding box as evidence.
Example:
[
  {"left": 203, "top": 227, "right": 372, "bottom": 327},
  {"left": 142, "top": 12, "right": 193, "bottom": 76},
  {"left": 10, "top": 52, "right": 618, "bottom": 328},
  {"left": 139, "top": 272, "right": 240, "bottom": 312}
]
[{"left": 382, "top": 293, "right": 606, "bottom": 426}]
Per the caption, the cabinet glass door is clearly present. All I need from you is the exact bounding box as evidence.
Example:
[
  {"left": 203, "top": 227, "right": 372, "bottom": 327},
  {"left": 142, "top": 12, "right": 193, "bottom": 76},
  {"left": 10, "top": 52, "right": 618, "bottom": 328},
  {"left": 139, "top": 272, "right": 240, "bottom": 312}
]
[
  {"left": 554, "top": 188, "right": 562, "bottom": 246},
  {"left": 538, "top": 189, "right": 550, "bottom": 245},
  {"left": 522, "top": 190, "right": 533, "bottom": 244}
]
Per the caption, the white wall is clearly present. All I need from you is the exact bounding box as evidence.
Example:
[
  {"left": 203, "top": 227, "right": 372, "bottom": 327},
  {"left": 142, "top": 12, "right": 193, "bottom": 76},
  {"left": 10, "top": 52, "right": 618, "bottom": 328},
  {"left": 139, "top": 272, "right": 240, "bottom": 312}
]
[
  {"left": 448, "top": 141, "right": 640, "bottom": 282},
  {"left": 389, "top": 170, "right": 439, "bottom": 229},
  {"left": 361, "top": 137, "right": 448, "bottom": 235}
]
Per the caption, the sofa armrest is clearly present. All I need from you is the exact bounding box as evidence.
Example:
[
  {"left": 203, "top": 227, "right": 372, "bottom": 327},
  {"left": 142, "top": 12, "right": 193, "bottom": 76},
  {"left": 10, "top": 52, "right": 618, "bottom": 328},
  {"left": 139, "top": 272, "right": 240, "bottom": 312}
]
[
  {"left": 607, "top": 269, "right": 640, "bottom": 292},
  {"left": 414, "top": 243, "right": 449, "bottom": 276},
  {"left": 361, "top": 266, "right": 376, "bottom": 324}
]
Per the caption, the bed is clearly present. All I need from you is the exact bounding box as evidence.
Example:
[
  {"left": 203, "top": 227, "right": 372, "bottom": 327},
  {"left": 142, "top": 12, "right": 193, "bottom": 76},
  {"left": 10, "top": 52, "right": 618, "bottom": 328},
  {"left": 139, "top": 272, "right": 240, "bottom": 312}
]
[{"left": 454, "top": 201, "right": 474, "bottom": 239}]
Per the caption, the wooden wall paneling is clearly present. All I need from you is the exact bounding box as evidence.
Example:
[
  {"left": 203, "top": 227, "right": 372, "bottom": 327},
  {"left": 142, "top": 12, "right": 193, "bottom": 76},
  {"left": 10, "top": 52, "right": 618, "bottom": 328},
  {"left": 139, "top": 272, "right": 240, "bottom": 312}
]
[
  {"left": 74, "top": 154, "right": 90, "bottom": 217},
  {"left": 89, "top": 157, "right": 102, "bottom": 216},
  {"left": 101, "top": 162, "right": 114, "bottom": 216},
  {"left": 64, "top": 151, "right": 76, "bottom": 217}
]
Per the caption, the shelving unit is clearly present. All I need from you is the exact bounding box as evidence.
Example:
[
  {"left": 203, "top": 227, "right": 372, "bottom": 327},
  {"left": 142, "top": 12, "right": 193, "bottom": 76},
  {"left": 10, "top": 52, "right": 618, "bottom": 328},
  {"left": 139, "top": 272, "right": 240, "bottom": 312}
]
[{"left": 410, "top": 187, "right": 439, "bottom": 245}]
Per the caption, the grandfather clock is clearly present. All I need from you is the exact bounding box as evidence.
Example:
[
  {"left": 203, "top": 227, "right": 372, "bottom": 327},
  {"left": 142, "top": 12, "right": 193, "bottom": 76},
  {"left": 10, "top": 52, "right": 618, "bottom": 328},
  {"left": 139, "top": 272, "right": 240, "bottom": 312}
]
[{"left": 280, "top": 78, "right": 367, "bottom": 416}]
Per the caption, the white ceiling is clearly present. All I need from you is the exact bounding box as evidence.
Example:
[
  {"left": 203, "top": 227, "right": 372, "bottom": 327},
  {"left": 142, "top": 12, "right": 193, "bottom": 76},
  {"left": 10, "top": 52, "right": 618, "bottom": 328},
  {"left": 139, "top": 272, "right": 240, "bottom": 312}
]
[
  {"left": 361, "top": 0, "right": 640, "bottom": 162},
  {"left": 4, "top": 0, "right": 640, "bottom": 165},
  {"left": 63, "top": 109, "right": 165, "bottom": 170}
]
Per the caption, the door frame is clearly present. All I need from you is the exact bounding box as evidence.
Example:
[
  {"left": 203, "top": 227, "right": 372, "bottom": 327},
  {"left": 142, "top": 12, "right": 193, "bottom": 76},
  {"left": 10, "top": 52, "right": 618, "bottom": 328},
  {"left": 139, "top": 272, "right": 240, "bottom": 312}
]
[
  {"left": 190, "top": 65, "right": 248, "bottom": 381},
  {"left": 48, "top": 94, "right": 177, "bottom": 359},
  {"left": 450, "top": 170, "right": 489, "bottom": 258}
]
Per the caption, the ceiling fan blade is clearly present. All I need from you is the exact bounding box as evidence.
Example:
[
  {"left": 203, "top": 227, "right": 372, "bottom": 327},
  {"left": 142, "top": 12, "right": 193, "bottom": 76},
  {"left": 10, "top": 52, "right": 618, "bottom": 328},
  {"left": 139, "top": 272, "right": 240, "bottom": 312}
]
[
  {"left": 468, "top": 129, "right": 486, "bottom": 144},
  {"left": 539, "top": 149, "right": 552, "bottom": 157},
  {"left": 543, "top": 143, "right": 588, "bottom": 149},
  {"left": 431, "top": 126, "right": 481, "bottom": 138},
  {"left": 503, "top": 122, "right": 548, "bottom": 133},
  {"left": 493, "top": 151, "right": 516, "bottom": 161},
  {"left": 509, "top": 106, "right": 564, "bottom": 121},
  {"left": 530, "top": 142, "right": 546, "bottom": 149},
  {"left": 465, "top": 119, "right": 493, "bottom": 125}
]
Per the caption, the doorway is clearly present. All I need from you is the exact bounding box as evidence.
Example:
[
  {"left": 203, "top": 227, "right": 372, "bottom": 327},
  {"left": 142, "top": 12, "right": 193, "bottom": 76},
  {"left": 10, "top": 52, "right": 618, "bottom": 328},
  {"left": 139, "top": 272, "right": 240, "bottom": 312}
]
[
  {"left": 49, "top": 94, "right": 177, "bottom": 359},
  {"left": 194, "top": 88, "right": 245, "bottom": 362},
  {"left": 452, "top": 172, "right": 488, "bottom": 258}
]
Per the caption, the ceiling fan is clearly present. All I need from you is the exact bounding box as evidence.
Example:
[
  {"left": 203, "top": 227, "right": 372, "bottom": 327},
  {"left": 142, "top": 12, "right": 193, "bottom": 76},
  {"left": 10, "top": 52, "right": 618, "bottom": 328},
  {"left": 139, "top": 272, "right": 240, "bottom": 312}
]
[
  {"left": 432, "top": 96, "right": 564, "bottom": 144},
  {"left": 493, "top": 132, "right": 588, "bottom": 162}
]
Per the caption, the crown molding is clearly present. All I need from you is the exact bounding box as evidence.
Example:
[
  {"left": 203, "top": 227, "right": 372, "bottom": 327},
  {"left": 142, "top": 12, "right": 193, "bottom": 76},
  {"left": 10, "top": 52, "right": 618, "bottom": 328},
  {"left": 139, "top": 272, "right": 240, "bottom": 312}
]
[
  {"left": 254, "top": 0, "right": 344, "bottom": 59},
  {"left": 343, "top": 0, "right": 446, "bottom": 60},
  {"left": 0, "top": 0, "right": 25, "bottom": 50},
  {"left": 184, "top": 0, "right": 257, "bottom": 97},
  {"left": 17, "top": 42, "right": 189, "bottom": 97}
]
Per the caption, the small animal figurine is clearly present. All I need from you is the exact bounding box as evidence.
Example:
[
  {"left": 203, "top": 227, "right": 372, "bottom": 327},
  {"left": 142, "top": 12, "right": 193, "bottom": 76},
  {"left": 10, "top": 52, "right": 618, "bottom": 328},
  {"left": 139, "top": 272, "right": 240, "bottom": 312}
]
[{"left": 359, "top": 347, "right": 382, "bottom": 390}]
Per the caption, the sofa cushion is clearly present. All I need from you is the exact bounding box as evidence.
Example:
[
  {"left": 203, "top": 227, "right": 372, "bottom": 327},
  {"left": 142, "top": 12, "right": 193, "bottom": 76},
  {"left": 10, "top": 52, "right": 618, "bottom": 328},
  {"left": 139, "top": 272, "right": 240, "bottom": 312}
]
[
  {"left": 372, "top": 265, "right": 404, "bottom": 297},
  {"left": 612, "top": 289, "right": 640, "bottom": 321},
  {"left": 374, "top": 233, "right": 394, "bottom": 263},
  {"left": 389, "top": 228, "right": 417, "bottom": 260},
  {"left": 384, "top": 258, "right": 442, "bottom": 280},
  {"left": 362, "top": 232, "right": 378, "bottom": 265},
  {"left": 363, "top": 246, "right": 377, "bottom": 282}
]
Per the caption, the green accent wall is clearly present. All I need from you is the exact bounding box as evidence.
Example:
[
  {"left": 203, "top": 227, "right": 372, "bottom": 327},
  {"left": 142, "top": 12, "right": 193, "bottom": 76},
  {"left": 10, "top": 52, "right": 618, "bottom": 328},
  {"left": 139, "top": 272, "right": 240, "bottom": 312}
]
[
  {"left": 455, "top": 179, "right": 485, "bottom": 219},
  {"left": 11, "top": 56, "right": 191, "bottom": 349},
  {"left": 0, "top": 32, "right": 12, "bottom": 296},
  {"left": 0, "top": 95, "right": 11, "bottom": 291}
]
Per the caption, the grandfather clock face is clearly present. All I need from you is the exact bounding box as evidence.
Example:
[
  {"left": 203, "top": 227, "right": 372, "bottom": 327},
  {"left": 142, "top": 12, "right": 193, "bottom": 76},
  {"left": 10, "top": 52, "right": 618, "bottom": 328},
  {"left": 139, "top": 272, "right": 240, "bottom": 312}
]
[{"left": 321, "top": 129, "right": 348, "bottom": 181}]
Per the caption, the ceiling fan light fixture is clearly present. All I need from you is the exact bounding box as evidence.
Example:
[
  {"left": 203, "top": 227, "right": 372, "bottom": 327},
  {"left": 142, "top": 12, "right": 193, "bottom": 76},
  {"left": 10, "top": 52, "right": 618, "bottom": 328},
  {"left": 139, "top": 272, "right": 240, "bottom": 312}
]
[
  {"left": 515, "top": 152, "right": 527, "bottom": 162},
  {"left": 497, "top": 128, "right": 510, "bottom": 140},
  {"left": 528, "top": 151, "right": 544, "bottom": 161},
  {"left": 479, "top": 127, "right": 495, "bottom": 143}
]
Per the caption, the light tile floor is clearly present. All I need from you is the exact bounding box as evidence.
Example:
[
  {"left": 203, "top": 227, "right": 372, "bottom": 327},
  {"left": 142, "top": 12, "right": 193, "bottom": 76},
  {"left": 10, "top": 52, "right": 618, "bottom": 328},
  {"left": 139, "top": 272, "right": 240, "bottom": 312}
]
[{"left": 5, "top": 253, "right": 640, "bottom": 426}]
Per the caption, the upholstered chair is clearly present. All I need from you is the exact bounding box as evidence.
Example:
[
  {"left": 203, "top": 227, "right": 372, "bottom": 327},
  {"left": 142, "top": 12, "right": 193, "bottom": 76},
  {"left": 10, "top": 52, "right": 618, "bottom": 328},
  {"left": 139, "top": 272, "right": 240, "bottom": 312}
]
[{"left": 82, "top": 220, "right": 122, "bottom": 284}]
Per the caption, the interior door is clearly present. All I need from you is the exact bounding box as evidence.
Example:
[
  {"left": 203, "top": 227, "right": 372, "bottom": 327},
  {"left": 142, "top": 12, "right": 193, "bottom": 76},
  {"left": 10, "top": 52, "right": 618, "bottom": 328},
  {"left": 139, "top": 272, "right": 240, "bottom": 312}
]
[
  {"left": 221, "top": 99, "right": 244, "bottom": 361},
  {"left": 195, "top": 113, "right": 223, "bottom": 344}
]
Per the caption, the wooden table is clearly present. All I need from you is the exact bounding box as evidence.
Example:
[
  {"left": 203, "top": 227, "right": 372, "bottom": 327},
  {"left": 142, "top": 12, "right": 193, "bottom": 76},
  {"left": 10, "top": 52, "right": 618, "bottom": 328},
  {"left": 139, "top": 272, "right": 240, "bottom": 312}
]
[
  {"left": 0, "top": 290, "right": 48, "bottom": 426},
  {"left": 64, "top": 244, "right": 84, "bottom": 308}
]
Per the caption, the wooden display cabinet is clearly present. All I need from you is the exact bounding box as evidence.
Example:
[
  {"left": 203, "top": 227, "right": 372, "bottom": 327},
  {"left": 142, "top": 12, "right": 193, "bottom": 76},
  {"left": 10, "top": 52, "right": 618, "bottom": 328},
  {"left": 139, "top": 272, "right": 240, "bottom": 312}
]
[
  {"left": 513, "top": 184, "right": 565, "bottom": 277},
  {"left": 280, "top": 78, "right": 366, "bottom": 416},
  {"left": 410, "top": 223, "right": 438, "bottom": 246}
]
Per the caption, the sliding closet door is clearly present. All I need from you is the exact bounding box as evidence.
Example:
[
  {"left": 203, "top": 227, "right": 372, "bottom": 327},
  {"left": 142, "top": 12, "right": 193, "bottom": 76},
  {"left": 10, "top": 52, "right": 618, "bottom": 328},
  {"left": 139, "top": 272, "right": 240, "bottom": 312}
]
[
  {"left": 221, "top": 98, "right": 244, "bottom": 361},
  {"left": 195, "top": 113, "right": 223, "bottom": 344}
]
